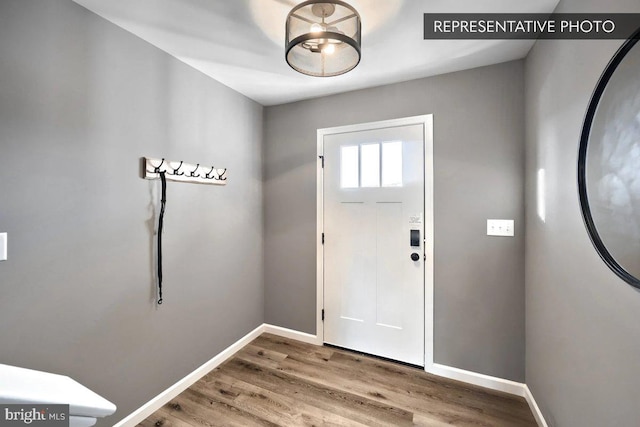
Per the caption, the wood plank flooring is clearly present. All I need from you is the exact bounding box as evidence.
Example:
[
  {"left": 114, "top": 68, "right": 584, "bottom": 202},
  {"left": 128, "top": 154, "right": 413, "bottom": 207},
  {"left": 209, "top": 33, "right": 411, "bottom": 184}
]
[{"left": 139, "top": 334, "right": 537, "bottom": 426}]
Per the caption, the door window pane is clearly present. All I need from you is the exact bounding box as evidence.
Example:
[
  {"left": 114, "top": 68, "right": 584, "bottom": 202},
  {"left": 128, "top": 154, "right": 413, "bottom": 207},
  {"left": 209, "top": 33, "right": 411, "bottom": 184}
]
[
  {"left": 361, "top": 143, "right": 380, "bottom": 188},
  {"left": 340, "top": 146, "right": 359, "bottom": 188},
  {"left": 382, "top": 141, "right": 403, "bottom": 187}
]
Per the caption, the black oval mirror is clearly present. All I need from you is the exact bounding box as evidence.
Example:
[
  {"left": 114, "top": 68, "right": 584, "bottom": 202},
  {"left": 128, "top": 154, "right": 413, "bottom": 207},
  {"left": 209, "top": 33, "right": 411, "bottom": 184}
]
[{"left": 578, "top": 28, "right": 640, "bottom": 289}]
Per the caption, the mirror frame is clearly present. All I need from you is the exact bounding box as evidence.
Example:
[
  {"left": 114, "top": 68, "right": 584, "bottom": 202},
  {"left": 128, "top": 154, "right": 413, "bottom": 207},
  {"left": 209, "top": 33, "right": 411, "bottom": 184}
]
[{"left": 578, "top": 28, "right": 640, "bottom": 289}]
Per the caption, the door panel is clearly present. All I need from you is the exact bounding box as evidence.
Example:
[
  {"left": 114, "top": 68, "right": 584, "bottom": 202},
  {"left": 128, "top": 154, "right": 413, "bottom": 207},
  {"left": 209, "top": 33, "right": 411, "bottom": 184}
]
[
  {"left": 336, "top": 202, "right": 366, "bottom": 322},
  {"left": 323, "top": 124, "right": 426, "bottom": 366},
  {"left": 376, "top": 202, "right": 404, "bottom": 329}
]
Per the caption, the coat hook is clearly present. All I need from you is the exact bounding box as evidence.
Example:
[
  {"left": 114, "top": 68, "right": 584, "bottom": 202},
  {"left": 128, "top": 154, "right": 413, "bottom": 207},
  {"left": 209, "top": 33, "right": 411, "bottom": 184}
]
[
  {"left": 173, "top": 161, "right": 184, "bottom": 176},
  {"left": 154, "top": 158, "right": 165, "bottom": 173},
  {"left": 217, "top": 168, "right": 228, "bottom": 181},
  {"left": 190, "top": 164, "right": 200, "bottom": 178},
  {"left": 205, "top": 166, "right": 216, "bottom": 179}
]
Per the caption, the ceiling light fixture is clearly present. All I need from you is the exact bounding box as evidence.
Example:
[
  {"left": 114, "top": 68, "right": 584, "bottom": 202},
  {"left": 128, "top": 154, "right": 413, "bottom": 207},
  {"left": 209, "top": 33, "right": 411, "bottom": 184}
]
[{"left": 285, "top": 1, "right": 361, "bottom": 77}]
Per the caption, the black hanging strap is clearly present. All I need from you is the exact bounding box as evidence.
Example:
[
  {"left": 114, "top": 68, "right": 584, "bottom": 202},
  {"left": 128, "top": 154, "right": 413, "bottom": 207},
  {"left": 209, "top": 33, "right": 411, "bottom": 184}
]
[{"left": 157, "top": 171, "right": 167, "bottom": 305}]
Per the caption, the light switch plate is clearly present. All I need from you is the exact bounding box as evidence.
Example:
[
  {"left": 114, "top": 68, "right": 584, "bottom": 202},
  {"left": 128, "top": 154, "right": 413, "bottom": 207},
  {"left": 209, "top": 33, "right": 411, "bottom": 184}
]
[
  {"left": 0, "top": 233, "right": 6, "bottom": 261},
  {"left": 487, "top": 220, "right": 514, "bottom": 237}
]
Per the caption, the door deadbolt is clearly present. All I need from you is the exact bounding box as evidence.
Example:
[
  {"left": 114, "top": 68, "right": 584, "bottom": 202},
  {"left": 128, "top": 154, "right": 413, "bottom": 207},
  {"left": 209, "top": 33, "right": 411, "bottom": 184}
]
[{"left": 411, "top": 253, "right": 420, "bottom": 261}]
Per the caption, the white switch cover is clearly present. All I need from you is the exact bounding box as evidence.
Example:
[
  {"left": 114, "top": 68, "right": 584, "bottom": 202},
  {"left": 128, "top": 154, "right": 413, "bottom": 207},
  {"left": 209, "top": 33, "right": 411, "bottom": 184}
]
[
  {"left": 0, "top": 233, "right": 6, "bottom": 261},
  {"left": 487, "top": 220, "right": 514, "bottom": 237}
]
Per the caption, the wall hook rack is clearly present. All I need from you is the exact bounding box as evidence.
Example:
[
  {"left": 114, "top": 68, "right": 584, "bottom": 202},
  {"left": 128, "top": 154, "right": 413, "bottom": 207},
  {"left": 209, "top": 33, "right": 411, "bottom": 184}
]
[
  {"left": 143, "top": 157, "right": 227, "bottom": 185},
  {"left": 144, "top": 156, "right": 228, "bottom": 305}
]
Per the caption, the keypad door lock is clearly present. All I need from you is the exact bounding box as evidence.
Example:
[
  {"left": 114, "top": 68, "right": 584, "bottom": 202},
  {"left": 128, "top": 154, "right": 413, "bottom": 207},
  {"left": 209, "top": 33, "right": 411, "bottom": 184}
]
[{"left": 410, "top": 229, "right": 420, "bottom": 247}]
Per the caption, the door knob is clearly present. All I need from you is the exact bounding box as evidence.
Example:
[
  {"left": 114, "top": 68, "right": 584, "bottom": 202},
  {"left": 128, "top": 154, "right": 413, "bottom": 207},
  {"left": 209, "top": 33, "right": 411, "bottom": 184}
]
[{"left": 411, "top": 253, "right": 420, "bottom": 261}]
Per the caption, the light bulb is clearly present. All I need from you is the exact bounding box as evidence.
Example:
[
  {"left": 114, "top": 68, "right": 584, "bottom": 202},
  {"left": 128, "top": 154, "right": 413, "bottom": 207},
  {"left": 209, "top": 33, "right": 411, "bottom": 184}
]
[
  {"left": 321, "top": 43, "right": 335, "bottom": 55},
  {"left": 310, "top": 23, "right": 325, "bottom": 34}
]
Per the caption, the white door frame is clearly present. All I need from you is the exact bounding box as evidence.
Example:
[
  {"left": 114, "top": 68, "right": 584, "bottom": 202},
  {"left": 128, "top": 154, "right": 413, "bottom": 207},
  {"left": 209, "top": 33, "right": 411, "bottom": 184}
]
[{"left": 316, "top": 114, "right": 434, "bottom": 368}]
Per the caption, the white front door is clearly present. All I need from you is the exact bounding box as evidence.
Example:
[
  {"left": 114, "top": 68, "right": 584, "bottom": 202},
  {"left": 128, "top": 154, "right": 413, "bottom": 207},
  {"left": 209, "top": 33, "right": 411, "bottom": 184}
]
[{"left": 321, "top": 119, "right": 431, "bottom": 366}]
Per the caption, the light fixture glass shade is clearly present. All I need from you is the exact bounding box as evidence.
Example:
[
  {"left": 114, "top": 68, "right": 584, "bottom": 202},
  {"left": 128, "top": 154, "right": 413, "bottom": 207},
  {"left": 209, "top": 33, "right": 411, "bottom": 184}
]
[{"left": 286, "top": 1, "right": 361, "bottom": 77}]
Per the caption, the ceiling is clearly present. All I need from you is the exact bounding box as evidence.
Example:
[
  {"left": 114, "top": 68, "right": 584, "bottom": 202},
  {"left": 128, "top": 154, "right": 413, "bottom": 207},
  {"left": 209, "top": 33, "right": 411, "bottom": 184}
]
[{"left": 72, "top": 0, "right": 560, "bottom": 106}]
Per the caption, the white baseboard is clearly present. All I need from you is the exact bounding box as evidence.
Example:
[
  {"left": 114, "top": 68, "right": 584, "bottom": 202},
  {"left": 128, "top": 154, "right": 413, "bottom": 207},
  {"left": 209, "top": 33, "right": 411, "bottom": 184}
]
[
  {"left": 524, "top": 385, "right": 549, "bottom": 427},
  {"left": 262, "top": 324, "right": 321, "bottom": 345},
  {"left": 113, "top": 324, "right": 319, "bottom": 426},
  {"left": 425, "top": 362, "right": 526, "bottom": 397},
  {"left": 425, "top": 363, "right": 548, "bottom": 427},
  {"left": 112, "top": 324, "right": 265, "bottom": 427},
  {"left": 113, "top": 324, "right": 548, "bottom": 427}
]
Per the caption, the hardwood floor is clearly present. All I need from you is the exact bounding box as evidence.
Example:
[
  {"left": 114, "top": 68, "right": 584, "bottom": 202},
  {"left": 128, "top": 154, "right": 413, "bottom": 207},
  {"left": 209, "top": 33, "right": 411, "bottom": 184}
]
[{"left": 138, "top": 334, "right": 537, "bottom": 426}]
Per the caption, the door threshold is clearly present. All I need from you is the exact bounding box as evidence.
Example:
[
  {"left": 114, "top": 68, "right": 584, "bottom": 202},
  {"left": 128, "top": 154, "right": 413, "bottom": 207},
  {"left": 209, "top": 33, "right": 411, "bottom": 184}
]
[{"left": 323, "top": 343, "right": 424, "bottom": 370}]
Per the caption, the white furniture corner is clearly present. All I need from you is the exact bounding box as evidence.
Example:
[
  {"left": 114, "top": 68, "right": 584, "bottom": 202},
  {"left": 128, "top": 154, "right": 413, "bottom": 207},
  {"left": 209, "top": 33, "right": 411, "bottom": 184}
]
[{"left": 0, "top": 364, "right": 116, "bottom": 427}]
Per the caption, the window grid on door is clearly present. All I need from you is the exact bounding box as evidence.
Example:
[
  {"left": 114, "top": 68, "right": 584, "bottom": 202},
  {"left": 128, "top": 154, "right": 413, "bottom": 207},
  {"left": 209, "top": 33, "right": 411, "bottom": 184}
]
[{"left": 340, "top": 142, "right": 403, "bottom": 189}]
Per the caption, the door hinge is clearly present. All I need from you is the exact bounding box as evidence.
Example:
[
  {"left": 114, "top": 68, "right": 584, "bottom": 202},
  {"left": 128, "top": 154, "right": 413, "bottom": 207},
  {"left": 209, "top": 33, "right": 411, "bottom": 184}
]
[
  {"left": 322, "top": 309, "right": 325, "bottom": 321},
  {"left": 322, "top": 233, "right": 325, "bottom": 244},
  {"left": 319, "top": 155, "right": 324, "bottom": 168},
  {"left": 424, "top": 253, "right": 426, "bottom": 261}
]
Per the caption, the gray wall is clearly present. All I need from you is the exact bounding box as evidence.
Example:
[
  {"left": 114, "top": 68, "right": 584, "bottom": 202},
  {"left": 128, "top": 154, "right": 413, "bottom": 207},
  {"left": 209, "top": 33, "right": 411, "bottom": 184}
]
[
  {"left": 15, "top": 0, "right": 640, "bottom": 423},
  {"left": 0, "top": 1, "right": 263, "bottom": 425},
  {"left": 264, "top": 61, "right": 526, "bottom": 381},
  {"left": 524, "top": 0, "right": 640, "bottom": 425}
]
